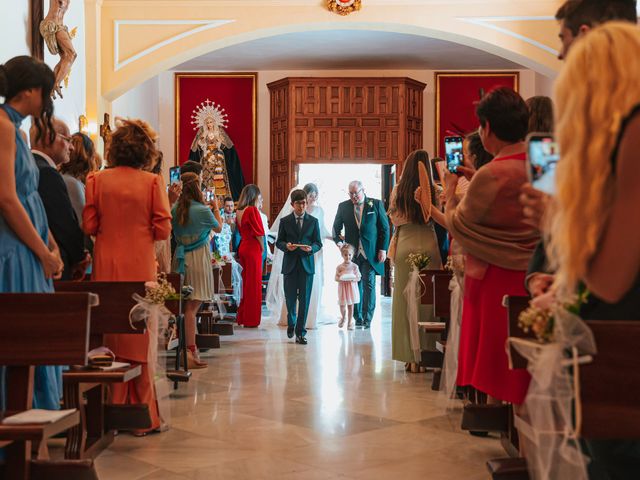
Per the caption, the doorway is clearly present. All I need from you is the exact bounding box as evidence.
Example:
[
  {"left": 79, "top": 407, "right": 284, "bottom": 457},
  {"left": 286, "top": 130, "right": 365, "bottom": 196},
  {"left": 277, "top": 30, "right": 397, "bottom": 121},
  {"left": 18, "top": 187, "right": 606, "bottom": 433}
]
[{"left": 296, "top": 163, "right": 384, "bottom": 321}]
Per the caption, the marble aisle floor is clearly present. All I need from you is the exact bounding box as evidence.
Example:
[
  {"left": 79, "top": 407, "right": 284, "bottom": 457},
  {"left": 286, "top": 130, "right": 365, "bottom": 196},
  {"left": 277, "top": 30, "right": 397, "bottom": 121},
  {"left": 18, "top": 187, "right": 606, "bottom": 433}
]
[{"left": 94, "top": 299, "right": 503, "bottom": 479}]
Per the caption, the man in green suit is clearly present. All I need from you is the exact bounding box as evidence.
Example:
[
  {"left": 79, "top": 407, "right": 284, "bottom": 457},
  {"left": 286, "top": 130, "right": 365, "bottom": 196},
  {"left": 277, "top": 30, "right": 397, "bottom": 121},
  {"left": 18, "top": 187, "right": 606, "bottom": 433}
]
[{"left": 332, "top": 181, "right": 390, "bottom": 329}]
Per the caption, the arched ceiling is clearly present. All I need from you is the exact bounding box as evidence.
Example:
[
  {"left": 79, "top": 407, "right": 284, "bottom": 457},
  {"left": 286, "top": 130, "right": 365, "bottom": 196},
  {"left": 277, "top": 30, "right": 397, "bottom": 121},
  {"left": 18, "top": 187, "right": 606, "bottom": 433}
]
[{"left": 173, "top": 29, "right": 525, "bottom": 71}]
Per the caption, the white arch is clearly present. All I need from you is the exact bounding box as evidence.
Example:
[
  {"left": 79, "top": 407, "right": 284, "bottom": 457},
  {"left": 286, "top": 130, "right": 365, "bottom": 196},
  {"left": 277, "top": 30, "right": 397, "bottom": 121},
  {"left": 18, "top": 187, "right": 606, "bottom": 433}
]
[{"left": 106, "top": 20, "right": 557, "bottom": 100}]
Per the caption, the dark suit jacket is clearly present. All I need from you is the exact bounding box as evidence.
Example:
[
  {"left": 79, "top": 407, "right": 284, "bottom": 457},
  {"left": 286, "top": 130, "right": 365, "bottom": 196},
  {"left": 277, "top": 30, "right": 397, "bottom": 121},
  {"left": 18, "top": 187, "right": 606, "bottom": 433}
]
[
  {"left": 276, "top": 212, "right": 322, "bottom": 275},
  {"left": 332, "top": 197, "right": 390, "bottom": 276},
  {"left": 34, "top": 153, "right": 85, "bottom": 279}
]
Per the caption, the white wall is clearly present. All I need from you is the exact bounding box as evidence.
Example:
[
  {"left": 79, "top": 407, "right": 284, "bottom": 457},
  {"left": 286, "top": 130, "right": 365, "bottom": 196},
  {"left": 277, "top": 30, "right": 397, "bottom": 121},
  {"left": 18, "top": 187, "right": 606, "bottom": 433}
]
[
  {"left": 0, "top": 2, "right": 30, "bottom": 62},
  {"left": 155, "top": 68, "right": 552, "bottom": 211},
  {"left": 112, "top": 75, "right": 160, "bottom": 132},
  {"left": 0, "top": 1, "right": 86, "bottom": 137}
]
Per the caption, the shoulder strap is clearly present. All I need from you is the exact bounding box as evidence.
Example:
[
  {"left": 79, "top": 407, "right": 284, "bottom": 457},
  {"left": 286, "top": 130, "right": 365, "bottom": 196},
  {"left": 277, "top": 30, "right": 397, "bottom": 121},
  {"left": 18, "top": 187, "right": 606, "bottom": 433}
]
[{"left": 611, "top": 104, "right": 640, "bottom": 171}]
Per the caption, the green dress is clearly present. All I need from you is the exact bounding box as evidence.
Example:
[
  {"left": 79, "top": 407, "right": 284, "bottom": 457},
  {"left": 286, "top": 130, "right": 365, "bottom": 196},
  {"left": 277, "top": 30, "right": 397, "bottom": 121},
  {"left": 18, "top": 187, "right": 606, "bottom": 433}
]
[{"left": 391, "top": 222, "right": 442, "bottom": 364}]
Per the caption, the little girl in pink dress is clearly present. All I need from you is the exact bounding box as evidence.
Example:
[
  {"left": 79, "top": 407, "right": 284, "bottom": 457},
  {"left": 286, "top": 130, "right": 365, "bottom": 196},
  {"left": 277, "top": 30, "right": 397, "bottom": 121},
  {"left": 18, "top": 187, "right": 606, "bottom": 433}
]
[{"left": 335, "top": 244, "right": 362, "bottom": 330}]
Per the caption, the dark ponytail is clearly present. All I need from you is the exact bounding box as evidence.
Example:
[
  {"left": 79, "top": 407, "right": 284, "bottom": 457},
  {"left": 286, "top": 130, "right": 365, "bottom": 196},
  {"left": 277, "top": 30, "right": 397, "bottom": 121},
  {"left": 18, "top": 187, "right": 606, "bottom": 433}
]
[{"left": 1, "top": 56, "right": 55, "bottom": 144}]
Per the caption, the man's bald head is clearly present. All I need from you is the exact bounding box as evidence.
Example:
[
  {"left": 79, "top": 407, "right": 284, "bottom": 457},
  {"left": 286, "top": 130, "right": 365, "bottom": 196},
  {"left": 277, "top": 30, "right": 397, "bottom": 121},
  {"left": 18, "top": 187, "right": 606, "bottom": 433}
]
[{"left": 30, "top": 117, "right": 73, "bottom": 166}]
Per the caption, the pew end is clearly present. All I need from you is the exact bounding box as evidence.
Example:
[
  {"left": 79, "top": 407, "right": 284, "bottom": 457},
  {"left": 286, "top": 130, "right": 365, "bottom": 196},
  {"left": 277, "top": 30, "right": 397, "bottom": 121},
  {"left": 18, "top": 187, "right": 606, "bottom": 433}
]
[{"left": 0, "top": 292, "right": 97, "bottom": 480}]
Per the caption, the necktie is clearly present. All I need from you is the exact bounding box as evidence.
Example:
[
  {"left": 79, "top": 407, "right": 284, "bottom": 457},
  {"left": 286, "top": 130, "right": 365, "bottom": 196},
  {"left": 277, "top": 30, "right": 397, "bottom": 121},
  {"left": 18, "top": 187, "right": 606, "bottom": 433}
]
[
  {"left": 297, "top": 216, "right": 303, "bottom": 231},
  {"left": 355, "top": 203, "right": 363, "bottom": 227}
]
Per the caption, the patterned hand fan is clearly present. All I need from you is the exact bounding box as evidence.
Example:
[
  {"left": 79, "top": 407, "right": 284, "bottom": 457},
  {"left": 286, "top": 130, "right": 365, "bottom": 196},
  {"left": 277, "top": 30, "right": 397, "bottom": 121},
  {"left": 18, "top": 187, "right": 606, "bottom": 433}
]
[{"left": 418, "top": 161, "right": 432, "bottom": 222}]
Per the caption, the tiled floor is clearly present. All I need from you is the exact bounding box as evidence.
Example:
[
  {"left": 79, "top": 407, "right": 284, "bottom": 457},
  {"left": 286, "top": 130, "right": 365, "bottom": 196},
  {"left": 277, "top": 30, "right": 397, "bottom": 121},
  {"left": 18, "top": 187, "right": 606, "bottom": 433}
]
[{"left": 94, "top": 300, "right": 503, "bottom": 479}]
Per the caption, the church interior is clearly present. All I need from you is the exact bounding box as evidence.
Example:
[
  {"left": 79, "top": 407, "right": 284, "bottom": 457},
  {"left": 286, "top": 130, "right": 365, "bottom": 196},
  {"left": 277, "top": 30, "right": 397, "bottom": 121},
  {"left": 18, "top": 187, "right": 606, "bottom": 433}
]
[{"left": 1, "top": 1, "right": 639, "bottom": 479}]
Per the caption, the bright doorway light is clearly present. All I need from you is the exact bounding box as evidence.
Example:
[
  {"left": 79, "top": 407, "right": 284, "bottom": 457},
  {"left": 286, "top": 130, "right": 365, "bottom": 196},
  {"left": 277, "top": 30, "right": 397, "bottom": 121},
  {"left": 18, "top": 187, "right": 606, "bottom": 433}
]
[{"left": 297, "top": 163, "right": 382, "bottom": 324}]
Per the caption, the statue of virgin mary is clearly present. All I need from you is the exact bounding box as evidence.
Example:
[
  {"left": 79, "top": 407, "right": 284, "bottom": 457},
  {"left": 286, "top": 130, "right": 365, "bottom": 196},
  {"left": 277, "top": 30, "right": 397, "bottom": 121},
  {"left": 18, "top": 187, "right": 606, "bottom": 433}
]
[{"left": 188, "top": 99, "right": 245, "bottom": 200}]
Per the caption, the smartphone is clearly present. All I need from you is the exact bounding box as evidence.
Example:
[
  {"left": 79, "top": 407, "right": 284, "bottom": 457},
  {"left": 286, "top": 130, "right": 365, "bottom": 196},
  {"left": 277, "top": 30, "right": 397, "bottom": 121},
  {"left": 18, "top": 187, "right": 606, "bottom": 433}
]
[
  {"left": 444, "top": 136, "right": 464, "bottom": 174},
  {"left": 204, "top": 190, "right": 213, "bottom": 202},
  {"left": 526, "top": 132, "right": 559, "bottom": 195},
  {"left": 169, "top": 166, "right": 181, "bottom": 185}
]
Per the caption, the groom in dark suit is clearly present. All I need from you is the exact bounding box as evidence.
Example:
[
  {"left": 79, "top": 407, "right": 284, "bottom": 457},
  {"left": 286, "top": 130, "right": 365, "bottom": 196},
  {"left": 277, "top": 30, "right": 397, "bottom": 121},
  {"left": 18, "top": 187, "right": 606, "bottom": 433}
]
[
  {"left": 333, "top": 181, "right": 390, "bottom": 328},
  {"left": 276, "top": 189, "right": 323, "bottom": 344}
]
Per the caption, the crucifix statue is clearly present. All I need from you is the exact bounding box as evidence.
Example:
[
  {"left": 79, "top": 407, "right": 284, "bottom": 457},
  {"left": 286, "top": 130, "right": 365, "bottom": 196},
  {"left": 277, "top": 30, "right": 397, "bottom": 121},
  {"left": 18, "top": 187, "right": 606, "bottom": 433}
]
[{"left": 40, "top": 0, "right": 77, "bottom": 98}]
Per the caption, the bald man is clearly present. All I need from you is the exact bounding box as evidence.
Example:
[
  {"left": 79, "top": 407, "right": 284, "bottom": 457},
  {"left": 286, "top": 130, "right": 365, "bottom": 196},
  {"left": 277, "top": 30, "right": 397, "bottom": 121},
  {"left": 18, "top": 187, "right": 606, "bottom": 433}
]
[{"left": 31, "top": 118, "right": 88, "bottom": 280}]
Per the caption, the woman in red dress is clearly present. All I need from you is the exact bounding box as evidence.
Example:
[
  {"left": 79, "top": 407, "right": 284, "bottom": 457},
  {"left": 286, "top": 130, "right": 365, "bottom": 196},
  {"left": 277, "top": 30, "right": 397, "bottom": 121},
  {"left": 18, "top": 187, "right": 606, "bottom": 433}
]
[
  {"left": 442, "top": 88, "right": 540, "bottom": 405},
  {"left": 235, "top": 184, "right": 265, "bottom": 327}
]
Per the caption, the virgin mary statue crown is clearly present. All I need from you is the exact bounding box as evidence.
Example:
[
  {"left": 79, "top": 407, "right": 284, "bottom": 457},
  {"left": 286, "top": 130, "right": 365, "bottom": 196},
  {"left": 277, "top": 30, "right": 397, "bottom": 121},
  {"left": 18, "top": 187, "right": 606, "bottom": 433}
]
[{"left": 190, "top": 99, "right": 229, "bottom": 131}]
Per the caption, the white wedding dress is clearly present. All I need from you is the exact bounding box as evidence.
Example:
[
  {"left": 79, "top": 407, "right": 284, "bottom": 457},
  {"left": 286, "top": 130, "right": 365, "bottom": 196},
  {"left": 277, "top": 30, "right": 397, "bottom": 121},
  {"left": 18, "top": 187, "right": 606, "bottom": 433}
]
[{"left": 265, "top": 190, "right": 330, "bottom": 328}]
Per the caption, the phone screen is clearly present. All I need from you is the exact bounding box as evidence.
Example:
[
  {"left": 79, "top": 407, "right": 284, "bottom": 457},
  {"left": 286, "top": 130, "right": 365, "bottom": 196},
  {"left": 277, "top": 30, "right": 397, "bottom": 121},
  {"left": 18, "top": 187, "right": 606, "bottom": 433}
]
[
  {"left": 527, "top": 133, "right": 559, "bottom": 195},
  {"left": 444, "top": 136, "right": 464, "bottom": 173},
  {"left": 169, "top": 166, "right": 181, "bottom": 185}
]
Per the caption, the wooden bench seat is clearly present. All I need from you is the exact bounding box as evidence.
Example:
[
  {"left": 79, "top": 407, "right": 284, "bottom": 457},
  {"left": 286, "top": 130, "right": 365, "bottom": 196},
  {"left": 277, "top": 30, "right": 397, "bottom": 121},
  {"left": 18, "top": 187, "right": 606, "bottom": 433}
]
[
  {"left": 0, "top": 292, "right": 98, "bottom": 480},
  {"left": 54, "top": 281, "right": 153, "bottom": 459}
]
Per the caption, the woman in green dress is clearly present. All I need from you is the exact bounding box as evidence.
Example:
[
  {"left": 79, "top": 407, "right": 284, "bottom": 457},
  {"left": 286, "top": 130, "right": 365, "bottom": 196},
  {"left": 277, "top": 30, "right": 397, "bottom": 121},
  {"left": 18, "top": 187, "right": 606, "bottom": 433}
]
[{"left": 389, "top": 150, "right": 442, "bottom": 371}]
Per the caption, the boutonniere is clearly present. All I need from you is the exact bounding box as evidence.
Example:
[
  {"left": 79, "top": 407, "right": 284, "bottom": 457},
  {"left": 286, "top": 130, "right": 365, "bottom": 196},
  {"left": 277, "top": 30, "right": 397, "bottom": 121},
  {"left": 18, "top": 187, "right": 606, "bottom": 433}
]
[{"left": 367, "top": 200, "right": 374, "bottom": 208}]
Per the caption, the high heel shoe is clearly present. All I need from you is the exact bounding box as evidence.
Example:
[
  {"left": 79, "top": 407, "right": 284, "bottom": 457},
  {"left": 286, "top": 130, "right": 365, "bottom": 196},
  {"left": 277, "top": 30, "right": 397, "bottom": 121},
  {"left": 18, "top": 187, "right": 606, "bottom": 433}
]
[{"left": 187, "top": 350, "right": 208, "bottom": 369}]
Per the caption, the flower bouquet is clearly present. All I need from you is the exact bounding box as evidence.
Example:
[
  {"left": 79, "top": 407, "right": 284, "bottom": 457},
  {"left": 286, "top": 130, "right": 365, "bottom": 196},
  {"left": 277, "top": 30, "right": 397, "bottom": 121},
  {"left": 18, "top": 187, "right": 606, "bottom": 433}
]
[
  {"left": 407, "top": 252, "right": 431, "bottom": 271},
  {"left": 143, "top": 272, "right": 180, "bottom": 305}
]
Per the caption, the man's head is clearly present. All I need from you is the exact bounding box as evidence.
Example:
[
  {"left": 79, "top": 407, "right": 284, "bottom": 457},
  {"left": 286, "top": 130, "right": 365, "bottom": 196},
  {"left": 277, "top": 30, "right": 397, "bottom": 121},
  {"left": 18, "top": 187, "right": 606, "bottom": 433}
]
[
  {"left": 30, "top": 116, "right": 73, "bottom": 166},
  {"left": 223, "top": 197, "right": 235, "bottom": 215},
  {"left": 348, "top": 180, "right": 365, "bottom": 205},
  {"left": 556, "top": 0, "right": 637, "bottom": 60},
  {"left": 290, "top": 189, "right": 307, "bottom": 216}
]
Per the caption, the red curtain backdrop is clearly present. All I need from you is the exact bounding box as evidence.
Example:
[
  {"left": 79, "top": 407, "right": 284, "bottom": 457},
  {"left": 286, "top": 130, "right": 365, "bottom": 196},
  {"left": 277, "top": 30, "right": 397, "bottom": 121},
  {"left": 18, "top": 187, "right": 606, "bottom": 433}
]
[
  {"left": 175, "top": 74, "right": 256, "bottom": 185},
  {"left": 435, "top": 73, "right": 518, "bottom": 157}
]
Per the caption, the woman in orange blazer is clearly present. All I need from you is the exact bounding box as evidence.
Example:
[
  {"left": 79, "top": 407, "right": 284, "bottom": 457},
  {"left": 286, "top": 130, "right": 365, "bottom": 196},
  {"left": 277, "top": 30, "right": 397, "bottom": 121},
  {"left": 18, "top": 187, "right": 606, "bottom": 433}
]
[{"left": 83, "top": 118, "right": 172, "bottom": 434}]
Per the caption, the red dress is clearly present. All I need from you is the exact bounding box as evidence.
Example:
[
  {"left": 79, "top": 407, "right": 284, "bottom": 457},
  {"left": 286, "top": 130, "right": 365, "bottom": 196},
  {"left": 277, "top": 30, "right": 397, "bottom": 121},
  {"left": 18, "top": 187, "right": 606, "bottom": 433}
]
[{"left": 236, "top": 206, "right": 264, "bottom": 327}]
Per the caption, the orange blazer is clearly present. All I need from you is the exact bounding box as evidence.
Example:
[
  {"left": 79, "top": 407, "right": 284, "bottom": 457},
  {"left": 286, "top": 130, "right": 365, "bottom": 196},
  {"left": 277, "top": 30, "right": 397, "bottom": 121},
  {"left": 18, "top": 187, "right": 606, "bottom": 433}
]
[{"left": 83, "top": 166, "right": 172, "bottom": 362}]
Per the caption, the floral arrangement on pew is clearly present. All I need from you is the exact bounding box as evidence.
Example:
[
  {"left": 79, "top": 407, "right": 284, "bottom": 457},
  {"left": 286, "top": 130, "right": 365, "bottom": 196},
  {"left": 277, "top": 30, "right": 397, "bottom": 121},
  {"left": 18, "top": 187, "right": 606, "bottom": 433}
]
[
  {"left": 404, "top": 252, "right": 431, "bottom": 363},
  {"left": 510, "top": 287, "right": 595, "bottom": 480},
  {"left": 517, "top": 287, "right": 589, "bottom": 343},
  {"left": 130, "top": 272, "right": 180, "bottom": 431},
  {"left": 143, "top": 272, "right": 180, "bottom": 304}
]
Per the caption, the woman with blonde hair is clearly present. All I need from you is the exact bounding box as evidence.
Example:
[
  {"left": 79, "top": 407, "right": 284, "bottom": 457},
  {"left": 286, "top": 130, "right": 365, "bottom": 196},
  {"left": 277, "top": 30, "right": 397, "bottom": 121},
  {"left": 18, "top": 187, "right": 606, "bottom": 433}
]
[
  {"left": 171, "top": 172, "right": 222, "bottom": 368},
  {"left": 84, "top": 118, "right": 172, "bottom": 435},
  {"left": 547, "top": 22, "right": 640, "bottom": 478}
]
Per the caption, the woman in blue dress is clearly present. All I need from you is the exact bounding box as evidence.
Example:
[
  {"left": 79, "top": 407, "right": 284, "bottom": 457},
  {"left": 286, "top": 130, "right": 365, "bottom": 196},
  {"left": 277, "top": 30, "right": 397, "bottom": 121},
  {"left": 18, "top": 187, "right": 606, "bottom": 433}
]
[{"left": 0, "top": 56, "right": 64, "bottom": 412}]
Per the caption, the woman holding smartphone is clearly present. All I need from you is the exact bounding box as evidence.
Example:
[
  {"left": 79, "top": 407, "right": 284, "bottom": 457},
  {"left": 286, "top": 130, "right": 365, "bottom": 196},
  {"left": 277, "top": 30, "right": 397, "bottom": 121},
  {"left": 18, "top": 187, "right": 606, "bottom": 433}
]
[
  {"left": 172, "top": 173, "right": 222, "bottom": 368},
  {"left": 441, "top": 88, "right": 539, "bottom": 406}
]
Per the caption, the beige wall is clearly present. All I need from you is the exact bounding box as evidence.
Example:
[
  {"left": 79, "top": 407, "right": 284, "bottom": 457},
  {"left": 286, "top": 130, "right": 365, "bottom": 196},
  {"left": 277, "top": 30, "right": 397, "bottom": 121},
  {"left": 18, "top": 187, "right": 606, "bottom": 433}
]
[{"left": 145, "top": 68, "right": 551, "bottom": 211}]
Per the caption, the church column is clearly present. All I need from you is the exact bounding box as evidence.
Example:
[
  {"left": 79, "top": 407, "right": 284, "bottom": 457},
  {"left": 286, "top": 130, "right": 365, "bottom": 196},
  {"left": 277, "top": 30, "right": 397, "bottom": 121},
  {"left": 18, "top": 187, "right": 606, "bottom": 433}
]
[{"left": 84, "top": 0, "right": 110, "bottom": 155}]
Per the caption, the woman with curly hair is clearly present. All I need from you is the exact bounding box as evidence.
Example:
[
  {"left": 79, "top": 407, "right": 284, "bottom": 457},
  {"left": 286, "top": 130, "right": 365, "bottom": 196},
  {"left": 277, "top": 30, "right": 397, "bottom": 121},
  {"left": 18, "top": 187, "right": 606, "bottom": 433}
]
[
  {"left": 83, "top": 118, "right": 172, "bottom": 435},
  {"left": 59, "top": 132, "right": 99, "bottom": 224}
]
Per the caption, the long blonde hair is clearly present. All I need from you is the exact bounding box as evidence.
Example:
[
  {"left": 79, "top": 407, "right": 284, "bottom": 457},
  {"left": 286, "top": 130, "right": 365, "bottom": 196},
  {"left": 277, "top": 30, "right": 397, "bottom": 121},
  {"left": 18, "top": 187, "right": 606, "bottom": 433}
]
[{"left": 549, "top": 22, "right": 640, "bottom": 299}]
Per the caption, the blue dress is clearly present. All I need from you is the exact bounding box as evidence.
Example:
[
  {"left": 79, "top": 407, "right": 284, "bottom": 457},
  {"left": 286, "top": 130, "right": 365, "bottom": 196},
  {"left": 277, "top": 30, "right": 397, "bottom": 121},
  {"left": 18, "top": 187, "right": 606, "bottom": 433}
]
[{"left": 0, "top": 104, "right": 61, "bottom": 412}]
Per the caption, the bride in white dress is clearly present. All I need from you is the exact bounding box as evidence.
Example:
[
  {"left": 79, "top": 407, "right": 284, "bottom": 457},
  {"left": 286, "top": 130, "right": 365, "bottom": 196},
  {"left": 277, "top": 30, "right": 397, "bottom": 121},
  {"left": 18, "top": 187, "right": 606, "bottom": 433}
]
[{"left": 266, "top": 184, "right": 331, "bottom": 328}]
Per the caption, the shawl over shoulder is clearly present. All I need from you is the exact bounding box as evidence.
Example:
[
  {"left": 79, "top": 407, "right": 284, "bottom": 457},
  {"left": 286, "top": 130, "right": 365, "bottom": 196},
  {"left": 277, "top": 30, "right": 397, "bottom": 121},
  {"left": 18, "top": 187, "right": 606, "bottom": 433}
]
[{"left": 444, "top": 157, "right": 539, "bottom": 271}]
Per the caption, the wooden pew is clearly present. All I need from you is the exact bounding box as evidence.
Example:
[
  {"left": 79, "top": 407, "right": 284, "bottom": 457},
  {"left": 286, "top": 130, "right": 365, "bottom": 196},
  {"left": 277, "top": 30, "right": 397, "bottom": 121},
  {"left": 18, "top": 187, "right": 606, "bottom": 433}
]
[
  {"left": 493, "top": 319, "right": 640, "bottom": 480},
  {"left": 53, "top": 281, "right": 150, "bottom": 459},
  {"left": 431, "top": 271, "right": 453, "bottom": 390},
  {"left": 417, "top": 270, "right": 447, "bottom": 370},
  {"left": 580, "top": 320, "right": 640, "bottom": 439},
  {"left": 0, "top": 292, "right": 99, "bottom": 480}
]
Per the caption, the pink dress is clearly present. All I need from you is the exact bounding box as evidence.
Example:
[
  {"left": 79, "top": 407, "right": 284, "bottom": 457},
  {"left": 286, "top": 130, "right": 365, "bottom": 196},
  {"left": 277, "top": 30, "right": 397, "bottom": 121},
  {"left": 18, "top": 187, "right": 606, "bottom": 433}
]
[{"left": 335, "top": 262, "right": 361, "bottom": 306}]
